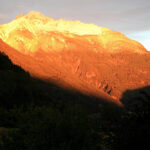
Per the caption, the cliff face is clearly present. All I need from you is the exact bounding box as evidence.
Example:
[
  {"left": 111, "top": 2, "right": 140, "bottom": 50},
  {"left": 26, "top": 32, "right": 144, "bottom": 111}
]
[{"left": 0, "top": 11, "right": 150, "bottom": 102}]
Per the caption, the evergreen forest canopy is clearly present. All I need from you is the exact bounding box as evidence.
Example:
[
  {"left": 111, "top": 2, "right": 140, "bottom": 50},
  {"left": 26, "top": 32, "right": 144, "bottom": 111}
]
[{"left": 0, "top": 52, "right": 150, "bottom": 150}]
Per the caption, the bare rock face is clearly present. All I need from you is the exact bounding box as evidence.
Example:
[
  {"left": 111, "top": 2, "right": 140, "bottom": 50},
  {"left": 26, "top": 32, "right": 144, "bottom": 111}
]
[{"left": 0, "top": 11, "right": 150, "bottom": 103}]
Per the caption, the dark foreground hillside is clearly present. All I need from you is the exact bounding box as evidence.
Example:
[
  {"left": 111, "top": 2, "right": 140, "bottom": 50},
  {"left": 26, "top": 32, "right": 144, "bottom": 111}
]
[{"left": 0, "top": 52, "right": 150, "bottom": 150}]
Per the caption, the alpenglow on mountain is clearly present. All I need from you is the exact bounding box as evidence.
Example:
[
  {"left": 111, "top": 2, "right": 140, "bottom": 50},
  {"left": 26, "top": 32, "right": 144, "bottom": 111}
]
[
  {"left": 0, "top": 11, "right": 150, "bottom": 103},
  {"left": 0, "top": 11, "right": 147, "bottom": 54}
]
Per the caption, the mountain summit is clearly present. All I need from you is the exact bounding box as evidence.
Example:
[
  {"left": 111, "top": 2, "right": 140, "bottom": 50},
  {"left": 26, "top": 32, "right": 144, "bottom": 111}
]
[
  {"left": 0, "top": 11, "right": 147, "bottom": 53},
  {"left": 0, "top": 11, "right": 150, "bottom": 102}
]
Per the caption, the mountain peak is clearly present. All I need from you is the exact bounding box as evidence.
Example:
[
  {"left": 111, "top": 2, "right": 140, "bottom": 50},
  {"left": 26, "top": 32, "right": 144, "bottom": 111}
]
[
  {"left": 24, "top": 11, "right": 53, "bottom": 22},
  {"left": 10, "top": 11, "right": 105, "bottom": 35},
  {"left": 25, "top": 11, "right": 45, "bottom": 19},
  {"left": 15, "top": 11, "right": 53, "bottom": 23},
  {"left": 0, "top": 11, "right": 147, "bottom": 53},
  {"left": 16, "top": 13, "right": 25, "bottom": 19},
  {"left": 15, "top": 11, "right": 45, "bottom": 20}
]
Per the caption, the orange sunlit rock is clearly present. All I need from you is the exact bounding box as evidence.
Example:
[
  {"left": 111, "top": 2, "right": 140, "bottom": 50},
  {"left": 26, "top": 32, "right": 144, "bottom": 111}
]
[
  {"left": 0, "top": 11, "right": 150, "bottom": 104},
  {"left": 0, "top": 11, "right": 146, "bottom": 54}
]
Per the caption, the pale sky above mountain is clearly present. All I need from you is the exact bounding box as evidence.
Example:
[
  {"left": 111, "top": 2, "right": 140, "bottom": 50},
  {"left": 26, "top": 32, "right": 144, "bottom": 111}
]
[{"left": 0, "top": 0, "right": 150, "bottom": 50}]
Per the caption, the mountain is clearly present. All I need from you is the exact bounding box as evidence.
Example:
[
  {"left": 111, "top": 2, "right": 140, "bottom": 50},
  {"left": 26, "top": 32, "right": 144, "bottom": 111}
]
[
  {"left": 0, "top": 11, "right": 150, "bottom": 102},
  {"left": 0, "top": 38, "right": 115, "bottom": 104},
  {"left": 0, "top": 11, "right": 146, "bottom": 54},
  {"left": 1, "top": 49, "right": 149, "bottom": 150}
]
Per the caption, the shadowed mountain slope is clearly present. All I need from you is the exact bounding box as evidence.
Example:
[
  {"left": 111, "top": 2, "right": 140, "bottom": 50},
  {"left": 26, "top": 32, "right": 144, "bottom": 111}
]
[
  {"left": 0, "top": 52, "right": 150, "bottom": 149},
  {"left": 0, "top": 52, "right": 119, "bottom": 150}
]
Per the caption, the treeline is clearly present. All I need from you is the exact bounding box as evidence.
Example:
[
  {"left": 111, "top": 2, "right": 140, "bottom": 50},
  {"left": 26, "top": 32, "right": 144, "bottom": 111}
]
[{"left": 0, "top": 52, "right": 150, "bottom": 150}]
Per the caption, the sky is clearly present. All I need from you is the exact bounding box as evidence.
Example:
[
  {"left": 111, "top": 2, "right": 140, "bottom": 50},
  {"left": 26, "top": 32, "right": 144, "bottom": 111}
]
[{"left": 0, "top": 0, "right": 150, "bottom": 50}]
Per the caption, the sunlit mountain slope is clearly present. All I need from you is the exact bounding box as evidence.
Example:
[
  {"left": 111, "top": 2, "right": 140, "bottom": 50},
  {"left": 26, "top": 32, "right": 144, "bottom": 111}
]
[
  {"left": 0, "top": 39, "right": 116, "bottom": 103},
  {"left": 0, "top": 11, "right": 150, "bottom": 102},
  {"left": 0, "top": 11, "right": 146, "bottom": 54}
]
